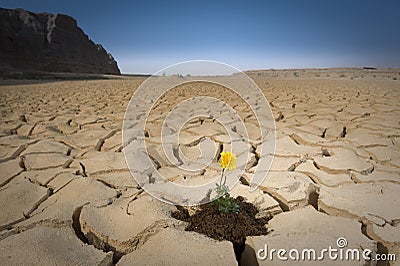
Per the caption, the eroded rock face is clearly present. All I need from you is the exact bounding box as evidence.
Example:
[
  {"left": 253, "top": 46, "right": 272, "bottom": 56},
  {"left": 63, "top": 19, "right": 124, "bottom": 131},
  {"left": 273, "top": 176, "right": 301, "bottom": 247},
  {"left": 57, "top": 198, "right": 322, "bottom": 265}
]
[{"left": 0, "top": 7, "right": 120, "bottom": 75}]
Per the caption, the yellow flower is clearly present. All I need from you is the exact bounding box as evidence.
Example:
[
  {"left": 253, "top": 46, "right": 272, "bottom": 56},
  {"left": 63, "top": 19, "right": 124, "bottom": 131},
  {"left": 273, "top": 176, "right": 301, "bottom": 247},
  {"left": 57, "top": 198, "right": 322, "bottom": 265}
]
[{"left": 219, "top": 151, "right": 236, "bottom": 171}]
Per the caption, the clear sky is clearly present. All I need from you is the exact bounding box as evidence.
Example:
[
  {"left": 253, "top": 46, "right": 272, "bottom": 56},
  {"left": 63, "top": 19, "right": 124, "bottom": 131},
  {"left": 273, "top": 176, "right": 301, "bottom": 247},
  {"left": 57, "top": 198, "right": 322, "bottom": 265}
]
[{"left": 1, "top": 0, "right": 399, "bottom": 74}]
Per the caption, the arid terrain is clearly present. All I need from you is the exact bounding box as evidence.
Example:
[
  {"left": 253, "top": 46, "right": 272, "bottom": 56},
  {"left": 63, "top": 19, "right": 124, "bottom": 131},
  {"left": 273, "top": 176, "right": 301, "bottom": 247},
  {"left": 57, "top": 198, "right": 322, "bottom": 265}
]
[{"left": 0, "top": 69, "right": 399, "bottom": 265}]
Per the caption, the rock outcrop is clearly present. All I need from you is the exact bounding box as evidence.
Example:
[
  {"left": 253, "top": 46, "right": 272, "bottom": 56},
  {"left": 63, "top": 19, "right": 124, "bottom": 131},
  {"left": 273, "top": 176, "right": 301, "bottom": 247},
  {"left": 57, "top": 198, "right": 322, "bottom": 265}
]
[{"left": 0, "top": 7, "right": 120, "bottom": 75}]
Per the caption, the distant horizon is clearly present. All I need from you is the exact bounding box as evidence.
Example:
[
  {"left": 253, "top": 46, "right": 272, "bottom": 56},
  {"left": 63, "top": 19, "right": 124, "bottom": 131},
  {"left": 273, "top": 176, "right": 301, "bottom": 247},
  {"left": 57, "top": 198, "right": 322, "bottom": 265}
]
[
  {"left": 117, "top": 61, "right": 400, "bottom": 76},
  {"left": 1, "top": 1, "right": 399, "bottom": 74},
  {"left": 120, "top": 66, "right": 400, "bottom": 76}
]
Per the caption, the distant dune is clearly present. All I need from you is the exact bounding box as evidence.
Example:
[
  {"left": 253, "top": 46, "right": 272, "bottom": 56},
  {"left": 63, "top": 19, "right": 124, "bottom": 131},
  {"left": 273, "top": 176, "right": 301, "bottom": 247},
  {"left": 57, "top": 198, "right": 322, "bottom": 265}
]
[{"left": 245, "top": 67, "right": 400, "bottom": 80}]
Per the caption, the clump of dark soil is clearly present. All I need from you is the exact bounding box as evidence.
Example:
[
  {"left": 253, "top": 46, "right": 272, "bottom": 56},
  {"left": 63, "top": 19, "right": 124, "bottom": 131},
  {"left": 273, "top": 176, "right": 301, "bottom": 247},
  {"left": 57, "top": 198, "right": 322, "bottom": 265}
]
[{"left": 171, "top": 196, "right": 271, "bottom": 261}]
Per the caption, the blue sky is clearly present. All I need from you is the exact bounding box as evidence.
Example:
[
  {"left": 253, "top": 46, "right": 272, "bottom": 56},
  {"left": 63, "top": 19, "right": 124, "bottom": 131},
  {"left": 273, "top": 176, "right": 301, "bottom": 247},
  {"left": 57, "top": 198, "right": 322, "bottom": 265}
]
[{"left": 1, "top": 0, "right": 399, "bottom": 74}]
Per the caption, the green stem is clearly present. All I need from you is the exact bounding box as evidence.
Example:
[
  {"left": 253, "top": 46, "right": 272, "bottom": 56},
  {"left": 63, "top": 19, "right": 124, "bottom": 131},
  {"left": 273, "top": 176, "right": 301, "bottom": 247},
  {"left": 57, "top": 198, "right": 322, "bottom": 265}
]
[
  {"left": 222, "top": 168, "right": 227, "bottom": 186},
  {"left": 219, "top": 168, "right": 224, "bottom": 187}
]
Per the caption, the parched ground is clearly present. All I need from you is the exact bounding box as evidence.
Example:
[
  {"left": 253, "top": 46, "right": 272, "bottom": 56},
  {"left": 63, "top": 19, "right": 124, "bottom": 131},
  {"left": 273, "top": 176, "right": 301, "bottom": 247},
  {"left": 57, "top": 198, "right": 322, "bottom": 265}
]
[{"left": 0, "top": 70, "right": 399, "bottom": 265}]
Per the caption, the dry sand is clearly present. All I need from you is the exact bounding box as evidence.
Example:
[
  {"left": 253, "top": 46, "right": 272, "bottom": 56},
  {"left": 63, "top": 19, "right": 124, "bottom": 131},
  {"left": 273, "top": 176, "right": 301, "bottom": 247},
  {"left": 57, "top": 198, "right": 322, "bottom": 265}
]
[{"left": 0, "top": 69, "right": 399, "bottom": 265}]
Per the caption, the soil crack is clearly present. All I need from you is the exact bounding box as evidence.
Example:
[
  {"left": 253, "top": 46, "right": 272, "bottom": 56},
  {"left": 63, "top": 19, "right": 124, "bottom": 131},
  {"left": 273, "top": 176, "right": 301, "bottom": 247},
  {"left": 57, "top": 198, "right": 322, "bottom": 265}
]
[{"left": 72, "top": 204, "right": 89, "bottom": 244}]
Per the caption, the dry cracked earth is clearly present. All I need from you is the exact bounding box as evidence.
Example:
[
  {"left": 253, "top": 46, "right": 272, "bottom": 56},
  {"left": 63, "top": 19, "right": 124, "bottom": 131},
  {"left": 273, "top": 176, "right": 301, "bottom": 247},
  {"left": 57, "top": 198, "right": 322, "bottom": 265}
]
[{"left": 0, "top": 71, "right": 399, "bottom": 265}]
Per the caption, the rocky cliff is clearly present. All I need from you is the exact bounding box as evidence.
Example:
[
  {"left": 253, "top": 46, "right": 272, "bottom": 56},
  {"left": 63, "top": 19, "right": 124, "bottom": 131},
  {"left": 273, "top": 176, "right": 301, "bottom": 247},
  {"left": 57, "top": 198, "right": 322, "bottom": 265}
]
[{"left": 0, "top": 7, "right": 121, "bottom": 75}]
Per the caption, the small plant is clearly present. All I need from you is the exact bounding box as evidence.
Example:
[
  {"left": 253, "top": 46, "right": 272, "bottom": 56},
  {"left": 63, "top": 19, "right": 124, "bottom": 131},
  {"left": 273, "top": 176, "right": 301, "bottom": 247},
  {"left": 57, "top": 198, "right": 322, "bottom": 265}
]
[{"left": 214, "top": 151, "right": 239, "bottom": 214}]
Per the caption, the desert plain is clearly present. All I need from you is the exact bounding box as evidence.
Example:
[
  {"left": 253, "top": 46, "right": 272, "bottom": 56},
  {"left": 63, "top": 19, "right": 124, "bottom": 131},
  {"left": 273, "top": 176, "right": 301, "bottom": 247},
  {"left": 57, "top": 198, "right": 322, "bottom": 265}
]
[{"left": 0, "top": 68, "right": 399, "bottom": 265}]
